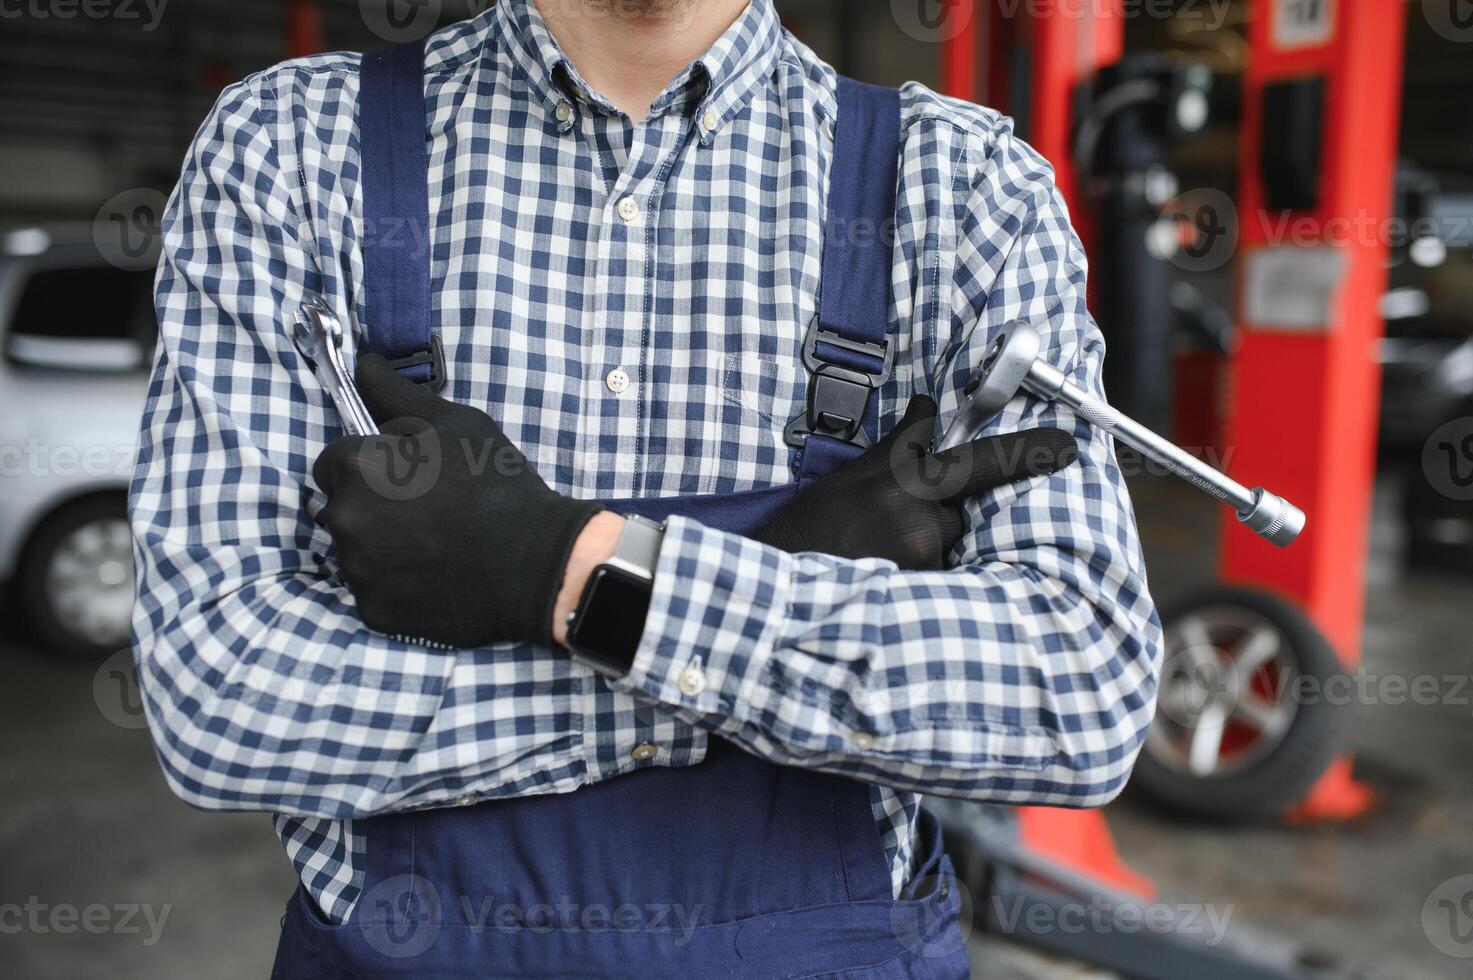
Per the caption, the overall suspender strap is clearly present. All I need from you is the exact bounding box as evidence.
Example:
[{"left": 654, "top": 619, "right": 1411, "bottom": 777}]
[
  {"left": 358, "top": 40, "right": 445, "bottom": 389},
  {"left": 818, "top": 77, "right": 901, "bottom": 376},
  {"left": 787, "top": 76, "right": 901, "bottom": 470}
]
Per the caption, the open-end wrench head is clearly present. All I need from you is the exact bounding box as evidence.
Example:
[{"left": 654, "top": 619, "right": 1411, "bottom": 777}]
[
  {"left": 936, "top": 320, "right": 1043, "bottom": 451},
  {"left": 291, "top": 306, "right": 324, "bottom": 363}
]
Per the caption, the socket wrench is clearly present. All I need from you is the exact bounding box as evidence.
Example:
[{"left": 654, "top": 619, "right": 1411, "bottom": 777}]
[
  {"left": 937, "top": 321, "right": 1305, "bottom": 548},
  {"left": 291, "top": 298, "right": 379, "bottom": 437}
]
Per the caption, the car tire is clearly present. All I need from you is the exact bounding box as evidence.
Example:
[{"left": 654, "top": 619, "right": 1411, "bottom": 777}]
[
  {"left": 1130, "top": 587, "right": 1345, "bottom": 823},
  {"left": 19, "top": 495, "right": 135, "bottom": 659}
]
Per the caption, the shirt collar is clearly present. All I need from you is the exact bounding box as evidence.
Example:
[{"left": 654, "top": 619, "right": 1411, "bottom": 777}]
[{"left": 494, "top": 0, "right": 783, "bottom": 141}]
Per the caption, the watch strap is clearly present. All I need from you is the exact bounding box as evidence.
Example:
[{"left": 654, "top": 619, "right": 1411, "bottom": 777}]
[{"left": 607, "top": 514, "right": 664, "bottom": 581}]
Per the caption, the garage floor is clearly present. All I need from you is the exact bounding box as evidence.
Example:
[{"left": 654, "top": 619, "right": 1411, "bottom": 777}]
[{"left": 1, "top": 479, "right": 1469, "bottom": 980}]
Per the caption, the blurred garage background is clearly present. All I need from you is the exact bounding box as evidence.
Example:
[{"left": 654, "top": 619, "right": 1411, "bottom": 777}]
[{"left": 2, "top": 1, "right": 1471, "bottom": 977}]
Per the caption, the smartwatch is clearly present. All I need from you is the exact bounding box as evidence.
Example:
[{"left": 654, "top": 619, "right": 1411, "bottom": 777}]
[{"left": 565, "top": 514, "right": 665, "bottom": 679}]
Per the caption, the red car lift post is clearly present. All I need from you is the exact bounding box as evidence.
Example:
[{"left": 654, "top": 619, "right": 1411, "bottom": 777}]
[
  {"left": 943, "top": 0, "right": 1154, "bottom": 900},
  {"left": 286, "top": 0, "right": 325, "bottom": 59},
  {"left": 1221, "top": 0, "right": 1406, "bottom": 821}
]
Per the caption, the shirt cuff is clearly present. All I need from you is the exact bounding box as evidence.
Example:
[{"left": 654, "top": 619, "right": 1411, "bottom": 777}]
[{"left": 614, "top": 515, "right": 791, "bottom": 718}]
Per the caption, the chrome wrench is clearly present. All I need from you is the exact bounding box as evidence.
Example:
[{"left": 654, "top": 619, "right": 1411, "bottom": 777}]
[
  {"left": 291, "top": 298, "right": 380, "bottom": 437},
  {"left": 293, "top": 300, "right": 460, "bottom": 649},
  {"left": 936, "top": 321, "right": 1305, "bottom": 548}
]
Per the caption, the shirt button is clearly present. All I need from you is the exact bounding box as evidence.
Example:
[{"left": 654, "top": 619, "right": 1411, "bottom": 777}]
[
  {"left": 851, "top": 732, "right": 875, "bottom": 751},
  {"left": 678, "top": 663, "right": 707, "bottom": 697},
  {"left": 605, "top": 367, "right": 630, "bottom": 394},
  {"left": 701, "top": 109, "right": 720, "bottom": 133},
  {"left": 616, "top": 196, "right": 640, "bottom": 222},
  {"left": 453, "top": 793, "right": 477, "bottom": 807},
  {"left": 555, "top": 100, "right": 574, "bottom": 123},
  {"left": 630, "top": 743, "right": 658, "bottom": 762}
]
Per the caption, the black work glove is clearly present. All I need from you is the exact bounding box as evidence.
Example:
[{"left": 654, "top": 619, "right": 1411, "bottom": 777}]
[
  {"left": 756, "top": 396, "right": 1078, "bottom": 570},
  {"left": 313, "top": 355, "right": 602, "bottom": 648}
]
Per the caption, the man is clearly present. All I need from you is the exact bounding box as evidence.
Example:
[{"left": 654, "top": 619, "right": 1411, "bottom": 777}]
[{"left": 131, "top": 0, "right": 1162, "bottom": 975}]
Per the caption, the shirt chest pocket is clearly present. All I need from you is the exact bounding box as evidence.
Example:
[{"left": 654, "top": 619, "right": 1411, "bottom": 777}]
[{"left": 721, "top": 350, "right": 805, "bottom": 427}]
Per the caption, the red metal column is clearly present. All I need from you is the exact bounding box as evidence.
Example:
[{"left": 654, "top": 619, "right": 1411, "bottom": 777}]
[
  {"left": 1023, "top": 4, "right": 1122, "bottom": 226},
  {"left": 939, "top": 0, "right": 979, "bottom": 103},
  {"left": 286, "top": 0, "right": 324, "bottom": 59},
  {"left": 1221, "top": 0, "right": 1406, "bottom": 818}
]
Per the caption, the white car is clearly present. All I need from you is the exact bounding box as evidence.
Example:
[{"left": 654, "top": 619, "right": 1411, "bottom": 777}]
[{"left": 0, "top": 225, "right": 156, "bottom": 658}]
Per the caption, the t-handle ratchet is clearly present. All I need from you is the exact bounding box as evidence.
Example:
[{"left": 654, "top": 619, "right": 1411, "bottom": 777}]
[
  {"left": 291, "top": 298, "right": 380, "bottom": 437},
  {"left": 936, "top": 321, "right": 1305, "bottom": 548}
]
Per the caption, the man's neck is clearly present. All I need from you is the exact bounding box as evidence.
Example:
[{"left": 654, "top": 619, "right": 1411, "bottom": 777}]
[{"left": 534, "top": 0, "right": 751, "bottom": 121}]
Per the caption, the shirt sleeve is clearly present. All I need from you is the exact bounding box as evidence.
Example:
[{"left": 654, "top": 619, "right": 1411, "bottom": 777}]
[
  {"left": 132, "top": 78, "right": 540, "bottom": 820},
  {"left": 615, "top": 121, "right": 1164, "bottom": 809}
]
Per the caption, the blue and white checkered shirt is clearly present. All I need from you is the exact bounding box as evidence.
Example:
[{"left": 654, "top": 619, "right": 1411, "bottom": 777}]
[{"left": 131, "top": 0, "right": 1162, "bottom": 925}]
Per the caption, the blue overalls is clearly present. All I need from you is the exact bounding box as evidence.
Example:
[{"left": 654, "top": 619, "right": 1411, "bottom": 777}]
[{"left": 271, "top": 40, "right": 971, "bottom": 980}]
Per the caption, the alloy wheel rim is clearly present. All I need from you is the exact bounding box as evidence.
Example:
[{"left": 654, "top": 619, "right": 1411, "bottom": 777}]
[
  {"left": 1147, "top": 605, "right": 1300, "bottom": 778},
  {"left": 42, "top": 517, "right": 135, "bottom": 648}
]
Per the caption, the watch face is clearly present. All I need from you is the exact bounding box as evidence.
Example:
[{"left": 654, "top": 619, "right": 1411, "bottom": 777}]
[{"left": 569, "top": 566, "right": 652, "bottom": 676}]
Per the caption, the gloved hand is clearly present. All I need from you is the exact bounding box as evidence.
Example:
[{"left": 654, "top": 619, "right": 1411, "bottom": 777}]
[
  {"left": 756, "top": 396, "right": 1078, "bottom": 570},
  {"left": 313, "top": 355, "right": 602, "bottom": 648}
]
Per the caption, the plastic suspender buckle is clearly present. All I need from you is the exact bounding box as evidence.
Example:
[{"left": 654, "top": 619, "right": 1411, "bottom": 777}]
[
  {"left": 784, "top": 317, "right": 894, "bottom": 450},
  {"left": 385, "top": 335, "right": 448, "bottom": 393}
]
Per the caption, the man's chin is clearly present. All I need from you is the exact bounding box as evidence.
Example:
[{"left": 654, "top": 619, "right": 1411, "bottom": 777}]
[{"left": 558, "top": 0, "right": 702, "bottom": 24}]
